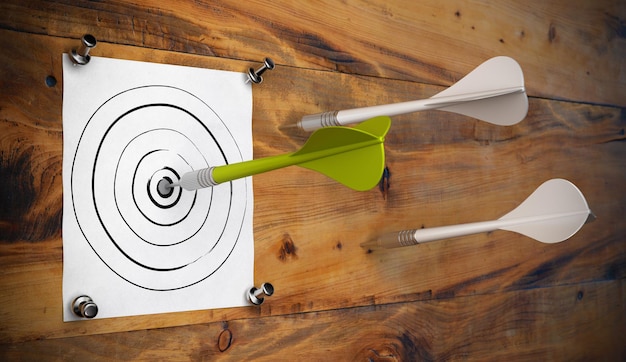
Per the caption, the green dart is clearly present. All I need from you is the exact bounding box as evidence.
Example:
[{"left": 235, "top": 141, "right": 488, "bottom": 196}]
[{"left": 173, "top": 116, "right": 391, "bottom": 192}]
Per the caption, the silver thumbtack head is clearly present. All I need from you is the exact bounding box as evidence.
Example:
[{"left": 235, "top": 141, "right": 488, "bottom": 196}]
[
  {"left": 70, "top": 34, "right": 97, "bottom": 65},
  {"left": 246, "top": 58, "right": 275, "bottom": 84},
  {"left": 72, "top": 295, "right": 98, "bottom": 319},
  {"left": 247, "top": 282, "right": 274, "bottom": 305}
]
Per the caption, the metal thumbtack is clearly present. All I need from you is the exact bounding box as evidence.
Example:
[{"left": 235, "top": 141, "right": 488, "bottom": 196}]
[
  {"left": 247, "top": 282, "right": 274, "bottom": 305},
  {"left": 246, "top": 58, "right": 275, "bottom": 84},
  {"left": 72, "top": 295, "right": 98, "bottom": 319},
  {"left": 70, "top": 34, "right": 97, "bottom": 65}
]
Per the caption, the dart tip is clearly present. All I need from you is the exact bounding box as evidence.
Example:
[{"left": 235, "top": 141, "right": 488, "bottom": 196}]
[
  {"left": 359, "top": 240, "right": 379, "bottom": 250},
  {"left": 279, "top": 123, "right": 301, "bottom": 131}
]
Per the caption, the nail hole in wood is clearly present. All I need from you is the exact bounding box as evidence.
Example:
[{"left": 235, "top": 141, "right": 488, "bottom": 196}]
[{"left": 45, "top": 75, "right": 57, "bottom": 87}]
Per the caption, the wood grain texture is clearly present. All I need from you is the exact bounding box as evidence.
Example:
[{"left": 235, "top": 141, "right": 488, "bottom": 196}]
[
  {"left": 1, "top": 281, "right": 624, "bottom": 360},
  {"left": 0, "top": 29, "right": 624, "bottom": 345},
  {"left": 0, "top": 0, "right": 625, "bottom": 359},
  {"left": 0, "top": 0, "right": 624, "bottom": 106}
]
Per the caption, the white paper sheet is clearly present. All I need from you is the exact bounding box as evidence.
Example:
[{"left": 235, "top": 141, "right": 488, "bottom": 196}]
[{"left": 62, "top": 55, "right": 253, "bottom": 321}]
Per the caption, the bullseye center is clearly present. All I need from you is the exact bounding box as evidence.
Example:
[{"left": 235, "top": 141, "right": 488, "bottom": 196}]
[
  {"left": 157, "top": 177, "right": 174, "bottom": 198},
  {"left": 146, "top": 168, "right": 182, "bottom": 210}
]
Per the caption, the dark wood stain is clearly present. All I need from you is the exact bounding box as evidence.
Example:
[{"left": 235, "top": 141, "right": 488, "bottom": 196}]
[
  {"left": 548, "top": 23, "right": 557, "bottom": 42},
  {"left": 605, "top": 261, "right": 624, "bottom": 280},
  {"left": 379, "top": 166, "right": 390, "bottom": 199},
  {"left": 514, "top": 251, "right": 579, "bottom": 288},
  {"left": 0, "top": 146, "right": 35, "bottom": 242},
  {"left": 278, "top": 233, "right": 298, "bottom": 261},
  {"left": 398, "top": 331, "right": 433, "bottom": 362},
  {"left": 436, "top": 264, "right": 518, "bottom": 299},
  {"left": 605, "top": 13, "right": 626, "bottom": 40}
]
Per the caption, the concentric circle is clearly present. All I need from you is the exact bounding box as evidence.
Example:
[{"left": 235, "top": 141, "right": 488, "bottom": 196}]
[{"left": 71, "top": 85, "right": 248, "bottom": 290}]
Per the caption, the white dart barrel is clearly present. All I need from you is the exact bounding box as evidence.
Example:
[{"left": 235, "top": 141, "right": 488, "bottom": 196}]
[
  {"left": 179, "top": 167, "right": 217, "bottom": 190},
  {"left": 299, "top": 111, "right": 340, "bottom": 131}
]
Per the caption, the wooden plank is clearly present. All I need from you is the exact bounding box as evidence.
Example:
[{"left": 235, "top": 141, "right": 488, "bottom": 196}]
[
  {"left": 1, "top": 30, "right": 624, "bottom": 343},
  {"left": 0, "top": 0, "right": 624, "bottom": 106},
  {"left": 1, "top": 280, "right": 624, "bottom": 360}
]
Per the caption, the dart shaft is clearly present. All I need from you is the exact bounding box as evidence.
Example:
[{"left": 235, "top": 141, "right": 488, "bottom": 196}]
[
  {"left": 179, "top": 138, "right": 382, "bottom": 190},
  {"left": 361, "top": 220, "right": 503, "bottom": 249},
  {"left": 298, "top": 86, "right": 523, "bottom": 131}
]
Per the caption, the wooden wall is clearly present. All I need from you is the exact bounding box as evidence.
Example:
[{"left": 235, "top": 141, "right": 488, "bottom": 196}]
[{"left": 1, "top": 1, "right": 625, "bottom": 360}]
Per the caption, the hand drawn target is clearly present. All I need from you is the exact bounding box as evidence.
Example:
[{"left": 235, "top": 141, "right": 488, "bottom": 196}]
[
  {"left": 62, "top": 55, "right": 254, "bottom": 321},
  {"left": 71, "top": 85, "right": 247, "bottom": 291}
]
